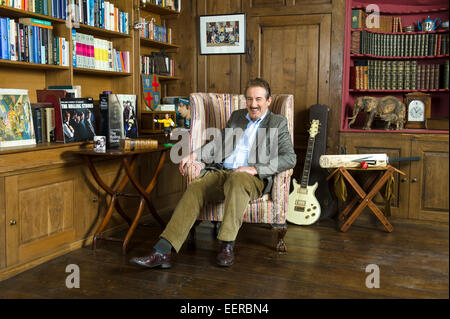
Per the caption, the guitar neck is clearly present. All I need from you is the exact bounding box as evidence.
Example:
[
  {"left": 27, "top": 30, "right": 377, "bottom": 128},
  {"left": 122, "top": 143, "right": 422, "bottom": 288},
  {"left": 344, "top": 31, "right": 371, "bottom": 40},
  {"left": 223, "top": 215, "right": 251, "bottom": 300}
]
[{"left": 300, "top": 137, "right": 315, "bottom": 188}]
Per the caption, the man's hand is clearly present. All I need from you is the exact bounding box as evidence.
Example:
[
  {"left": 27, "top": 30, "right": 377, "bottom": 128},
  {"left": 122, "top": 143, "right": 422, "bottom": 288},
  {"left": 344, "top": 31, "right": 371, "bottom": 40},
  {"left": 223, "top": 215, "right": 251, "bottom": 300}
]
[
  {"left": 179, "top": 152, "right": 197, "bottom": 175},
  {"left": 235, "top": 166, "right": 258, "bottom": 175}
]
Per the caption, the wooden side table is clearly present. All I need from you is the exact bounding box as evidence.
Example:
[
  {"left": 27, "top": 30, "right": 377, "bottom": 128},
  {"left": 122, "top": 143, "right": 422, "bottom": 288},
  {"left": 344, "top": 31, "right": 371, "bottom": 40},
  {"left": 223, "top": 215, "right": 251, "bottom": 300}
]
[
  {"left": 327, "top": 165, "right": 405, "bottom": 232},
  {"left": 73, "top": 147, "right": 170, "bottom": 253}
]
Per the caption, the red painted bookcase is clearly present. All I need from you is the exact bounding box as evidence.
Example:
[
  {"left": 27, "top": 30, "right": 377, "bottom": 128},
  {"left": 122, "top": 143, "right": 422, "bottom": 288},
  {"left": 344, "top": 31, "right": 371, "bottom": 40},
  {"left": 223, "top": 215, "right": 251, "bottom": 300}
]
[{"left": 341, "top": 0, "right": 449, "bottom": 133}]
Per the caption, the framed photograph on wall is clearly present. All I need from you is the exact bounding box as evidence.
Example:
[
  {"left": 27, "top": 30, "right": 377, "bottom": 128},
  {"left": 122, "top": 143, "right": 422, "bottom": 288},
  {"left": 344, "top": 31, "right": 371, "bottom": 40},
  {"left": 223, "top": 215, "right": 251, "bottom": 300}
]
[{"left": 199, "top": 13, "right": 246, "bottom": 55}]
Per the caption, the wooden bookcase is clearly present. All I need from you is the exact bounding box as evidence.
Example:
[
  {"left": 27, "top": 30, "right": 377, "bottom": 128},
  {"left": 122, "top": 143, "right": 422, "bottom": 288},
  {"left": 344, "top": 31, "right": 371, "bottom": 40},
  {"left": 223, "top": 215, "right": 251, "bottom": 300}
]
[
  {"left": 134, "top": 0, "right": 181, "bottom": 134},
  {"left": 0, "top": 1, "right": 135, "bottom": 102},
  {"left": 342, "top": 0, "right": 449, "bottom": 133},
  {"left": 340, "top": 0, "right": 449, "bottom": 222},
  {"left": 0, "top": 1, "right": 185, "bottom": 280}
]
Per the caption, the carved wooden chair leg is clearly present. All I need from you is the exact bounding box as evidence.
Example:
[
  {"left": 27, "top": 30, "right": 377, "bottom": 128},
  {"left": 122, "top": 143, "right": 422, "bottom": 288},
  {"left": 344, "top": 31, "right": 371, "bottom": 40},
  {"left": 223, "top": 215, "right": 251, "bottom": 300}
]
[
  {"left": 272, "top": 224, "right": 288, "bottom": 253},
  {"left": 187, "top": 220, "right": 202, "bottom": 250}
]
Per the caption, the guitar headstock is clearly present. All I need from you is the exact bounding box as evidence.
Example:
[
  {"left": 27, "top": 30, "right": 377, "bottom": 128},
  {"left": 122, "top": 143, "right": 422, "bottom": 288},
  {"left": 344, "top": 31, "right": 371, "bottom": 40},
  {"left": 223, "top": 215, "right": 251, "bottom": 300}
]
[{"left": 308, "top": 119, "right": 320, "bottom": 138}]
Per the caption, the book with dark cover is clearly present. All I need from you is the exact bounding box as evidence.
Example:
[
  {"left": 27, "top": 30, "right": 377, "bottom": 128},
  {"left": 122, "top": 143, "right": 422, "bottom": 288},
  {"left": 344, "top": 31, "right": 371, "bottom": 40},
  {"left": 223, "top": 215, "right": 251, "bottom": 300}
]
[
  {"left": 411, "top": 61, "right": 417, "bottom": 90},
  {"left": 99, "top": 93, "right": 110, "bottom": 143},
  {"left": 36, "top": 89, "right": 68, "bottom": 142},
  {"left": 350, "top": 31, "right": 360, "bottom": 54},
  {"left": 441, "top": 61, "right": 449, "bottom": 89},
  {"left": 59, "top": 97, "right": 96, "bottom": 143},
  {"left": 32, "top": 108, "right": 43, "bottom": 144}
]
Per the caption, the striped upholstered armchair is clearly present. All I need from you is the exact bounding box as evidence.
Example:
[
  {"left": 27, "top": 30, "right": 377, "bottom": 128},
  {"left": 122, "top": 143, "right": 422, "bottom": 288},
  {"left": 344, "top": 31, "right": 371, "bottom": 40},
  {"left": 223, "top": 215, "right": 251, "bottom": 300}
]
[{"left": 184, "top": 93, "right": 294, "bottom": 252}]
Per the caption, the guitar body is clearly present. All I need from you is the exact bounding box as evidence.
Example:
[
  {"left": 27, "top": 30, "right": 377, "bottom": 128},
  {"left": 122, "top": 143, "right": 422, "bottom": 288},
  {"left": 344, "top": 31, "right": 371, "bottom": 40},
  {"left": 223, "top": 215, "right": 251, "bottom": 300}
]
[
  {"left": 309, "top": 104, "right": 337, "bottom": 220},
  {"left": 287, "top": 178, "right": 321, "bottom": 225}
]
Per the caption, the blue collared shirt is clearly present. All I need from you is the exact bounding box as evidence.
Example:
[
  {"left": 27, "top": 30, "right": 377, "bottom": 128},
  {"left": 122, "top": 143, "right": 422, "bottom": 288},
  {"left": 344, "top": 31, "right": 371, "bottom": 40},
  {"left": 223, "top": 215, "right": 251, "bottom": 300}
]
[{"left": 223, "top": 110, "right": 268, "bottom": 169}]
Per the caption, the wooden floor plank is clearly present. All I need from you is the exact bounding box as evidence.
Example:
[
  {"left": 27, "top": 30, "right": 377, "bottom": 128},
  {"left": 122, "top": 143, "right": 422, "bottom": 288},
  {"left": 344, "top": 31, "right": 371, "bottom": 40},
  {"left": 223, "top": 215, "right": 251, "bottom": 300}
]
[{"left": 0, "top": 216, "right": 448, "bottom": 299}]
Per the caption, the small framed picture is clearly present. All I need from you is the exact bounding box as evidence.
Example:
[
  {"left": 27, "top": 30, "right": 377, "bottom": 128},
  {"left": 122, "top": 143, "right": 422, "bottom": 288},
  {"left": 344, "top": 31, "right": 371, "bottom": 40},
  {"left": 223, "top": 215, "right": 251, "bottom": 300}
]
[
  {"left": 199, "top": 13, "right": 246, "bottom": 55},
  {"left": 93, "top": 136, "right": 106, "bottom": 152}
]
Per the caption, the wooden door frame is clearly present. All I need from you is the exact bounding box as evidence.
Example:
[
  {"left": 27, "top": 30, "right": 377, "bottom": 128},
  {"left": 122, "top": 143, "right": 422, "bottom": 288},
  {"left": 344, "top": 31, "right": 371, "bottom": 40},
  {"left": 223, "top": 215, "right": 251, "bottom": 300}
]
[{"left": 242, "top": 14, "right": 331, "bottom": 106}]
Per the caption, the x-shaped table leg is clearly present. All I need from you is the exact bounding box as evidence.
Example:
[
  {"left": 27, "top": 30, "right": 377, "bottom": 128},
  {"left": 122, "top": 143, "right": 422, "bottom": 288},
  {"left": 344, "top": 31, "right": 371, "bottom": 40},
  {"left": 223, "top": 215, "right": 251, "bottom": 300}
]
[
  {"left": 121, "top": 150, "right": 168, "bottom": 253},
  {"left": 84, "top": 154, "right": 140, "bottom": 252},
  {"left": 339, "top": 167, "right": 394, "bottom": 233}
]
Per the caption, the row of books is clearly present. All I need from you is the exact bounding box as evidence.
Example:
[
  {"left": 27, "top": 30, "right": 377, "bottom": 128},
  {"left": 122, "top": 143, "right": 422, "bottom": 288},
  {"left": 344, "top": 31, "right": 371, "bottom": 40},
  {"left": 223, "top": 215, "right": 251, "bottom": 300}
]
[
  {"left": 0, "top": 17, "right": 69, "bottom": 65},
  {"left": 138, "top": 17, "right": 172, "bottom": 44},
  {"left": 140, "top": 52, "right": 174, "bottom": 76},
  {"left": 67, "top": 0, "right": 130, "bottom": 34},
  {"left": 351, "top": 9, "right": 403, "bottom": 32},
  {"left": 34, "top": 88, "right": 138, "bottom": 147},
  {"left": 141, "top": 0, "right": 181, "bottom": 12},
  {"left": 351, "top": 31, "right": 449, "bottom": 57},
  {"left": 0, "top": 1, "right": 130, "bottom": 34},
  {"left": 0, "top": 0, "right": 68, "bottom": 20},
  {"left": 31, "top": 105, "right": 56, "bottom": 143},
  {"left": 72, "top": 30, "right": 129, "bottom": 72},
  {"left": 351, "top": 60, "right": 450, "bottom": 90}
]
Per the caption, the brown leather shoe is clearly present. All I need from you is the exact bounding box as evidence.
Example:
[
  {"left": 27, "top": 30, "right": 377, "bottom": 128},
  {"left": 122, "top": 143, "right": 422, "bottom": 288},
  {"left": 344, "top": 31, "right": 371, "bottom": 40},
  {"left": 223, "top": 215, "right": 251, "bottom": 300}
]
[
  {"left": 216, "top": 242, "right": 234, "bottom": 267},
  {"left": 130, "top": 250, "right": 172, "bottom": 269}
]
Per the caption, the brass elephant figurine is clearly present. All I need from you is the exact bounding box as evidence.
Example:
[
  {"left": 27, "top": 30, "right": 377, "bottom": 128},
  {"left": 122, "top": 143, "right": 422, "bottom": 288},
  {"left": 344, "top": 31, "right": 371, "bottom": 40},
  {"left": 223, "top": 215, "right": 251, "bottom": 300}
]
[{"left": 348, "top": 96, "right": 406, "bottom": 130}]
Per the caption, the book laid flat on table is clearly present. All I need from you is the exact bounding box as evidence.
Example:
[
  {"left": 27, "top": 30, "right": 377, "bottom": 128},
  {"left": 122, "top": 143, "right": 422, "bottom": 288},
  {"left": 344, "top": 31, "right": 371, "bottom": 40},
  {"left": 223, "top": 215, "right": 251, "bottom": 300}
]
[{"left": 119, "top": 138, "right": 158, "bottom": 151}]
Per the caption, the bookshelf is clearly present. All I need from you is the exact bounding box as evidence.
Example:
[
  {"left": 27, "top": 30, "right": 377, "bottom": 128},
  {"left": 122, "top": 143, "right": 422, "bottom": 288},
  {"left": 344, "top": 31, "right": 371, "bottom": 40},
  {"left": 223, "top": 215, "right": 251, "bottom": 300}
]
[
  {"left": 0, "top": 1, "right": 134, "bottom": 101},
  {"left": 135, "top": 0, "right": 181, "bottom": 133},
  {"left": 340, "top": 0, "right": 449, "bottom": 223},
  {"left": 0, "top": 0, "right": 185, "bottom": 280},
  {"left": 342, "top": 0, "right": 449, "bottom": 133}
]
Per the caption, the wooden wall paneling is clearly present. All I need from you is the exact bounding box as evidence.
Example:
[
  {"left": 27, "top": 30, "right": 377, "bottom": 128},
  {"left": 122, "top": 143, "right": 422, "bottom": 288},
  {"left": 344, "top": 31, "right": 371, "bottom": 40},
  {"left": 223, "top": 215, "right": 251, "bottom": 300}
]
[
  {"left": 74, "top": 165, "right": 100, "bottom": 241},
  {"left": 243, "top": 0, "right": 332, "bottom": 15},
  {"left": 146, "top": 152, "right": 185, "bottom": 214},
  {"left": 243, "top": 14, "right": 332, "bottom": 175},
  {"left": 0, "top": 177, "right": 5, "bottom": 269},
  {"left": 0, "top": 69, "right": 46, "bottom": 103},
  {"left": 196, "top": 0, "right": 242, "bottom": 93},
  {"left": 95, "top": 159, "right": 138, "bottom": 230},
  {"left": 250, "top": 0, "right": 287, "bottom": 9},
  {"left": 73, "top": 74, "right": 114, "bottom": 100},
  {"left": 410, "top": 139, "right": 449, "bottom": 222},
  {"left": 166, "top": 0, "right": 197, "bottom": 96}
]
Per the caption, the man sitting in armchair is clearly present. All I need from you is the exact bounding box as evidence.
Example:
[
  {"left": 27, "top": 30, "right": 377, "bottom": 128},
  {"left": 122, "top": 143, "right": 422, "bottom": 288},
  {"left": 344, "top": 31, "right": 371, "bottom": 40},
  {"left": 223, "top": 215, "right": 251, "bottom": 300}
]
[{"left": 130, "top": 78, "right": 296, "bottom": 268}]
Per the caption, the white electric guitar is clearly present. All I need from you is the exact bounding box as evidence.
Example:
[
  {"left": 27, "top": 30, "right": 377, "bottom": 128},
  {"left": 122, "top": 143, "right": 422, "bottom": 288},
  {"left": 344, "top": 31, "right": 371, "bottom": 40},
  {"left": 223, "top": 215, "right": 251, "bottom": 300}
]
[{"left": 287, "top": 120, "right": 321, "bottom": 225}]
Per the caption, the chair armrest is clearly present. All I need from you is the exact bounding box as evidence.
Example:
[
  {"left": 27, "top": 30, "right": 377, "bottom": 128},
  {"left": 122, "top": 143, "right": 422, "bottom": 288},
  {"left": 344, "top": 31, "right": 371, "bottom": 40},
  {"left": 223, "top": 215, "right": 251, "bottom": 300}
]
[{"left": 184, "top": 161, "right": 205, "bottom": 183}]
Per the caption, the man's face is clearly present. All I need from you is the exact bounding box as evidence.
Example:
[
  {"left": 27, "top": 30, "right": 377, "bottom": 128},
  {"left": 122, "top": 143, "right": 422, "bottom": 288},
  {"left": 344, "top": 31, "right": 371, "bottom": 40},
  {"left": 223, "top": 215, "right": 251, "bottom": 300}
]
[{"left": 246, "top": 86, "right": 271, "bottom": 121}]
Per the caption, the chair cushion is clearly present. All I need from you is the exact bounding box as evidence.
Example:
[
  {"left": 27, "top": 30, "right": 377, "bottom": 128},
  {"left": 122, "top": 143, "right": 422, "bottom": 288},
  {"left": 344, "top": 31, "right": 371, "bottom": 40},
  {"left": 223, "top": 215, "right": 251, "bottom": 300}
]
[{"left": 198, "top": 194, "right": 274, "bottom": 223}]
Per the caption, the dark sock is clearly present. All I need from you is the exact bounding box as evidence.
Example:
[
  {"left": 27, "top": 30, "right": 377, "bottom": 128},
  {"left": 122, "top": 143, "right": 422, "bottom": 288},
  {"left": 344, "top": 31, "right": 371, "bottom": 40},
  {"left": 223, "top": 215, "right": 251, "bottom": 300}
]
[
  {"left": 154, "top": 237, "right": 172, "bottom": 254},
  {"left": 220, "top": 240, "right": 234, "bottom": 248}
]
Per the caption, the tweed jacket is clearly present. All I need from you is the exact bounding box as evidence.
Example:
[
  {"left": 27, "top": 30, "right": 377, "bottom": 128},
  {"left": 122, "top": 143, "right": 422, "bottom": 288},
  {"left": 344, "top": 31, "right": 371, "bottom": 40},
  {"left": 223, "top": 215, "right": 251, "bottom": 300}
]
[{"left": 194, "top": 108, "right": 296, "bottom": 194}]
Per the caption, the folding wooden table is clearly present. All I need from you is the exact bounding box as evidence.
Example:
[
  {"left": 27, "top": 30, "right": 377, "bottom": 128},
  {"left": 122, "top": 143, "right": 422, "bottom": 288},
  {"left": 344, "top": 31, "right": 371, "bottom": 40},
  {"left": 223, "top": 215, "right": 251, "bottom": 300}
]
[
  {"left": 327, "top": 165, "right": 405, "bottom": 232},
  {"left": 74, "top": 147, "right": 169, "bottom": 253}
]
